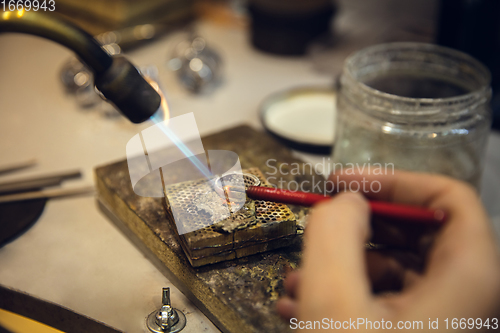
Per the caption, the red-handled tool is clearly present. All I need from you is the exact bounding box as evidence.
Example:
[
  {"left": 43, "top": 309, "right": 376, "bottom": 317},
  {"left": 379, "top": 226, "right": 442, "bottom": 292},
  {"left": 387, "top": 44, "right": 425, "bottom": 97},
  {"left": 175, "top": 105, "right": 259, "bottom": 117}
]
[{"left": 242, "top": 186, "right": 446, "bottom": 225}]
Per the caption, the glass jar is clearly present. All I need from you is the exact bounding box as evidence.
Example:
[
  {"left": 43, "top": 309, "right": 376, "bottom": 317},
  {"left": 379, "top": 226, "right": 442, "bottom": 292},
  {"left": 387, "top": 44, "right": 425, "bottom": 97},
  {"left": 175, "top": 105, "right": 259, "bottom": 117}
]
[{"left": 332, "top": 43, "right": 492, "bottom": 189}]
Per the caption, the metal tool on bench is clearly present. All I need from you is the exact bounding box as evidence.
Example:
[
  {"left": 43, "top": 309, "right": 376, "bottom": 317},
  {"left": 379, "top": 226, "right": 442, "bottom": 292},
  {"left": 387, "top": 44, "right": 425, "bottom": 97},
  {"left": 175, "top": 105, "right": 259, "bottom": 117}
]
[
  {"left": 147, "top": 288, "right": 186, "bottom": 333},
  {"left": 0, "top": 161, "right": 93, "bottom": 247}
]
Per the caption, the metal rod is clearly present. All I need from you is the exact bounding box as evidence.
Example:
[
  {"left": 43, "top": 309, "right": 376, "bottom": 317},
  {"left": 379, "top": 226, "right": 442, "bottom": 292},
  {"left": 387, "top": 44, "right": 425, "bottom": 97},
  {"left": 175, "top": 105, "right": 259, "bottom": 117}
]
[
  {"left": 0, "top": 170, "right": 81, "bottom": 194},
  {"left": 0, "top": 185, "right": 94, "bottom": 204},
  {"left": 0, "top": 159, "right": 37, "bottom": 175},
  {"left": 162, "top": 288, "right": 171, "bottom": 306}
]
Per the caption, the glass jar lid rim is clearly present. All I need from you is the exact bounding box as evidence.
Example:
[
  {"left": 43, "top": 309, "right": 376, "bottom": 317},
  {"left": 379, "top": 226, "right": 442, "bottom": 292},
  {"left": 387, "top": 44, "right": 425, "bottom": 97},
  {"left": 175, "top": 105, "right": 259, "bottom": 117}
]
[{"left": 343, "top": 42, "right": 491, "bottom": 105}]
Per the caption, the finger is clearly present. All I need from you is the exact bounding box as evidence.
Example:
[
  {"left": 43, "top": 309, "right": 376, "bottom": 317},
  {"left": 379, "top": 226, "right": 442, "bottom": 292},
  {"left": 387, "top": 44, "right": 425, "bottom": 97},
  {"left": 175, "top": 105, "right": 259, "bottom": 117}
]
[
  {"left": 403, "top": 270, "right": 421, "bottom": 288},
  {"left": 408, "top": 196, "right": 500, "bottom": 318},
  {"left": 366, "top": 250, "right": 423, "bottom": 293},
  {"left": 283, "top": 270, "right": 301, "bottom": 299},
  {"left": 370, "top": 217, "right": 439, "bottom": 251},
  {"left": 329, "top": 169, "right": 463, "bottom": 207},
  {"left": 330, "top": 170, "right": 492, "bottom": 246},
  {"left": 331, "top": 173, "right": 498, "bottom": 271},
  {"left": 298, "top": 192, "right": 372, "bottom": 320},
  {"left": 366, "top": 250, "right": 405, "bottom": 292},
  {"left": 276, "top": 297, "right": 298, "bottom": 320},
  {"left": 353, "top": 174, "right": 500, "bottom": 318},
  {"left": 331, "top": 171, "right": 500, "bottom": 319}
]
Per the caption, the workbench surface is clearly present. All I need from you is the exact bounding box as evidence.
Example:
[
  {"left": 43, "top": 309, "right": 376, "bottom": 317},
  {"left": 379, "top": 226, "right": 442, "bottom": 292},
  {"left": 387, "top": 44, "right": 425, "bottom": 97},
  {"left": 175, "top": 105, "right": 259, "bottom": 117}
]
[{"left": 1, "top": 1, "right": 499, "bottom": 332}]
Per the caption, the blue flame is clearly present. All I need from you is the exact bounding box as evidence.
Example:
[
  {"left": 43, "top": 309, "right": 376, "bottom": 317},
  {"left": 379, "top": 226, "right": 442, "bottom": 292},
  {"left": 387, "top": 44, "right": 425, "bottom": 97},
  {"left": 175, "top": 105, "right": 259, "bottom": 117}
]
[{"left": 150, "top": 112, "right": 213, "bottom": 179}]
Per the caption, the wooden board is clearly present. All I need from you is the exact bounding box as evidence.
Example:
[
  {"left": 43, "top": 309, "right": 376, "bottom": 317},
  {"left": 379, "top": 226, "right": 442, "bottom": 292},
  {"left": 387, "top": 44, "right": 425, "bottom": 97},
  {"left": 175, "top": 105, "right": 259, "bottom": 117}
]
[{"left": 95, "top": 125, "right": 326, "bottom": 333}]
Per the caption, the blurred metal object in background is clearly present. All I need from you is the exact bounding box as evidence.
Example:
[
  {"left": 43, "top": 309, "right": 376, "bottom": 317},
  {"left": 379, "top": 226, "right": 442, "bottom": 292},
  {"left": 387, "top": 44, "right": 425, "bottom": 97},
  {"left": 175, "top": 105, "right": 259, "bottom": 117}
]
[
  {"left": 54, "top": 0, "right": 195, "bottom": 35},
  {"left": 94, "top": 22, "right": 194, "bottom": 53},
  {"left": 61, "top": 57, "right": 105, "bottom": 110},
  {"left": 168, "top": 34, "right": 223, "bottom": 94}
]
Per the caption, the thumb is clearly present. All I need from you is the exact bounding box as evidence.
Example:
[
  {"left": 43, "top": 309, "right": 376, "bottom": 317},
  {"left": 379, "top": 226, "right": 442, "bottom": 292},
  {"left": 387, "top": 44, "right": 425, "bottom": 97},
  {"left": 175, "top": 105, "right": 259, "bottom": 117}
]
[{"left": 299, "top": 192, "right": 372, "bottom": 319}]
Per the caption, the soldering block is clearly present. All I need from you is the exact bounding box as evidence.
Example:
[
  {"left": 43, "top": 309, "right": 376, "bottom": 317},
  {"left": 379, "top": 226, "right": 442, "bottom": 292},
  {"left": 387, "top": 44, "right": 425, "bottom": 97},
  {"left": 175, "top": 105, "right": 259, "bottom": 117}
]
[{"left": 162, "top": 168, "right": 297, "bottom": 267}]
